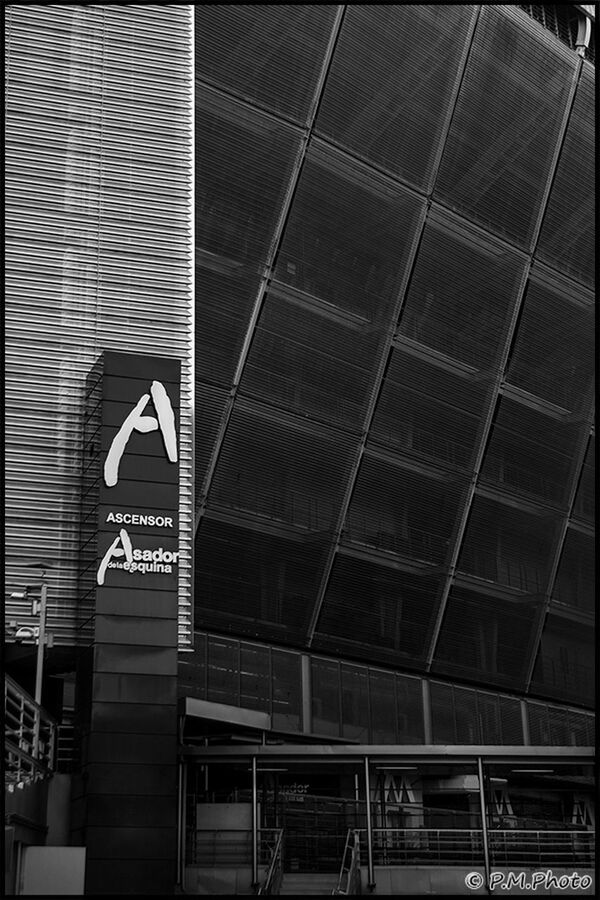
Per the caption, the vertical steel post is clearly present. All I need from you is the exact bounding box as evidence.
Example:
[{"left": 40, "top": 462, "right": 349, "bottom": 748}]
[
  {"left": 34, "top": 575, "right": 47, "bottom": 706},
  {"left": 364, "top": 756, "right": 375, "bottom": 890},
  {"left": 32, "top": 573, "right": 48, "bottom": 761},
  {"left": 252, "top": 756, "right": 259, "bottom": 888},
  {"left": 477, "top": 757, "right": 492, "bottom": 892}
]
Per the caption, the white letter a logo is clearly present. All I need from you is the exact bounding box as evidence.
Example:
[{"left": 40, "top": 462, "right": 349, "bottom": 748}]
[{"left": 104, "top": 381, "right": 177, "bottom": 487}]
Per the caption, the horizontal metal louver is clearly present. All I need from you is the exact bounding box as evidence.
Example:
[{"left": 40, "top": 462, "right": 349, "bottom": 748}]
[
  {"left": 480, "top": 396, "right": 583, "bottom": 509},
  {"left": 505, "top": 278, "right": 594, "bottom": 413},
  {"left": 194, "top": 517, "right": 330, "bottom": 645},
  {"left": 314, "top": 5, "right": 476, "bottom": 192},
  {"left": 370, "top": 346, "right": 490, "bottom": 474},
  {"left": 530, "top": 613, "right": 595, "bottom": 707},
  {"left": 434, "top": 5, "right": 577, "bottom": 248},
  {"left": 313, "top": 554, "right": 441, "bottom": 668},
  {"left": 195, "top": 5, "right": 337, "bottom": 125},
  {"left": 240, "top": 288, "right": 384, "bottom": 433},
  {"left": 431, "top": 682, "right": 523, "bottom": 745},
  {"left": 195, "top": 84, "right": 303, "bottom": 388},
  {"left": 536, "top": 65, "right": 595, "bottom": 286},
  {"left": 207, "top": 400, "right": 356, "bottom": 536},
  {"left": 572, "top": 436, "right": 594, "bottom": 523},
  {"left": 432, "top": 586, "right": 543, "bottom": 691},
  {"left": 273, "top": 140, "right": 424, "bottom": 325},
  {"left": 343, "top": 454, "right": 462, "bottom": 567},
  {"left": 551, "top": 528, "right": 594, "bottom": 616},
  {"left": 527, "top": 701, "right": 594, "bottom": 746},
  {"left": 195, "top": 384, "right": 229, "bottom": 503},
  {"left": 396, "top": 213, "right": 526, "bottom": 371},
  {"left": 457, "top": 494, "right": 560, "bottom": 594},
  {"left": 5, "top": 5, "right": 194, "bottom": 647}
]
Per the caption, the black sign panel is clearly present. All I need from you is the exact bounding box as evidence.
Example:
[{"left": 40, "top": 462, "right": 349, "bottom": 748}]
[{"left": 82, "top": 351, "right": 181, "bottom": 891}]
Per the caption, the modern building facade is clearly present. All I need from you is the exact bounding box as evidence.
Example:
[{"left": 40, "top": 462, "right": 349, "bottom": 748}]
[{"left": 5, "top": 4, "right": 595, "bottom": 895}]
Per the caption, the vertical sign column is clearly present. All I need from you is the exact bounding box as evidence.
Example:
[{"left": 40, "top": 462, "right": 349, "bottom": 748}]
[{"left": 84, "top": 351, "right": 181, "bottom": 895}]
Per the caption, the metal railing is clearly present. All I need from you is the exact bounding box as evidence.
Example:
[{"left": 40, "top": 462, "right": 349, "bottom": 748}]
[
  {"left": 187, "top": 829, "right": 253, "bottom": 866},
  {"left": 187, "top": 828, "right": 283, "bottom": 870},
  {"left": 5, "top": 674, "right": 56, "bottom": 790},
  {"left": 488, "top": 829, "right": 595, "bottom": 868},
  {"left": 333, "top": 829, "right": 362, "bottom": 895},
  {"left": 257, "top": 829, "right": 284, "bottom": 895},
  {"left": 370, "top": 828, "right": 484, "bottom": 866},
  {"left": 359, "top": 827, "right": 594, "bottom": 868}
]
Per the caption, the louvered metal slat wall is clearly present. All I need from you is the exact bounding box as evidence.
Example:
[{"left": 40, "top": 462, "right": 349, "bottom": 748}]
[
  {"left": 536, "top": 64, "right": 595, "bottom": 286},
  {"left": 433, "top": 585, "right": 544, "bottom": 694},
  {"left": 193, "top": 6, "right": 594, "bottom": 714},
  {"left": 572, "top": 436, "right": 595, "bottom": 524},
  {"left": 313, "top": 5, "right": 477, "bottom": 192},
  {"left": 5, "top": 5, "right": 194, "bottom": 647},
  {"left": 505, "top": 278, "right": 594, "bottom": 414},
  {"left": 434, "top": 5, "right": 578, "bottom": 249}
]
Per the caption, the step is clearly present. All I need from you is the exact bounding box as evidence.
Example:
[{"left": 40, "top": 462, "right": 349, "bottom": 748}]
[{"left": 279, "top": 872, "right": 339, "bottom": 895}]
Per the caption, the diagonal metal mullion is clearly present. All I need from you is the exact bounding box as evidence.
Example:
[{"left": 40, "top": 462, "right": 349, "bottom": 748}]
[
  {"left": 425, "top": 51, "right": 585, "bottom": 671},
  {"left": 523, "top": 411, "right": 595, "bottom": 693},
  {"left": 305, "top": 6, "right": 483, "bottom": 648},
  {"left": 194, "top": 6, "right": 346, "bottom": 536}
]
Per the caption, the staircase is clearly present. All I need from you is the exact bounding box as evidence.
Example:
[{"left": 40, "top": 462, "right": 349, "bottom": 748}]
[{"left": 279, "top": 872, "right": 339, "bottom": 895}]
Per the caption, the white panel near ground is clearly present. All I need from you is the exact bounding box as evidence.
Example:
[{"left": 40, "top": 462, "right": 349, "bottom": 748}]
[{"left": 20, "top": 846, "right": 86, "bottom": 895}]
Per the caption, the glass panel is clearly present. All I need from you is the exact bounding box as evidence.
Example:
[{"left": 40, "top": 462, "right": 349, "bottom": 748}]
[
  {"left": 369, "top": 670, "right": 396, "bottom": 743},
  {"left": 271, "top": 649, "right": 302, "bottom": 732},
  {"left": 240, "top": 642, "right": 271, "bottom": 712},
  {"left": 178, "top": 631, "right": 207, "bottom": 700},
  {"left": 340, "top": 664, "right": 369, "bottom": 742},
  {"left": 207, "top": 635, "right": 239, "bottom": 706},
  {"left": 311, "top": 659, "right": 341, "bottom": 737},
  {"left": 396, "top": 675, "right": 425, "bottom": 744}
]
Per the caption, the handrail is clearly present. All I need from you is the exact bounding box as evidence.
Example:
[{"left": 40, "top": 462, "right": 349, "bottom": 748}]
[
  {"left": 333, "top": 828, "right": 361, "bottom": 895},
  {"left": 5, "top": 674, "right": 56, "bottom": 790},
  {"left": 257, "top": 828, "right": 284, "bottom": 895},
  {"left": 361, "top": 827, "right": 594, "bottom": 867}
]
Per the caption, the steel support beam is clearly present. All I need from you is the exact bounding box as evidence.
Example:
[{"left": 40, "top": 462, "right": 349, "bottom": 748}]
[
  {"left": 477, "top": 756, "right": 492, "bottom": 893},
  {"left": 364, "top": 756, "right": 375, "bottom": 890},
  {"left": 252, "top": 756, "right": 258, "bottom": 888}
]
